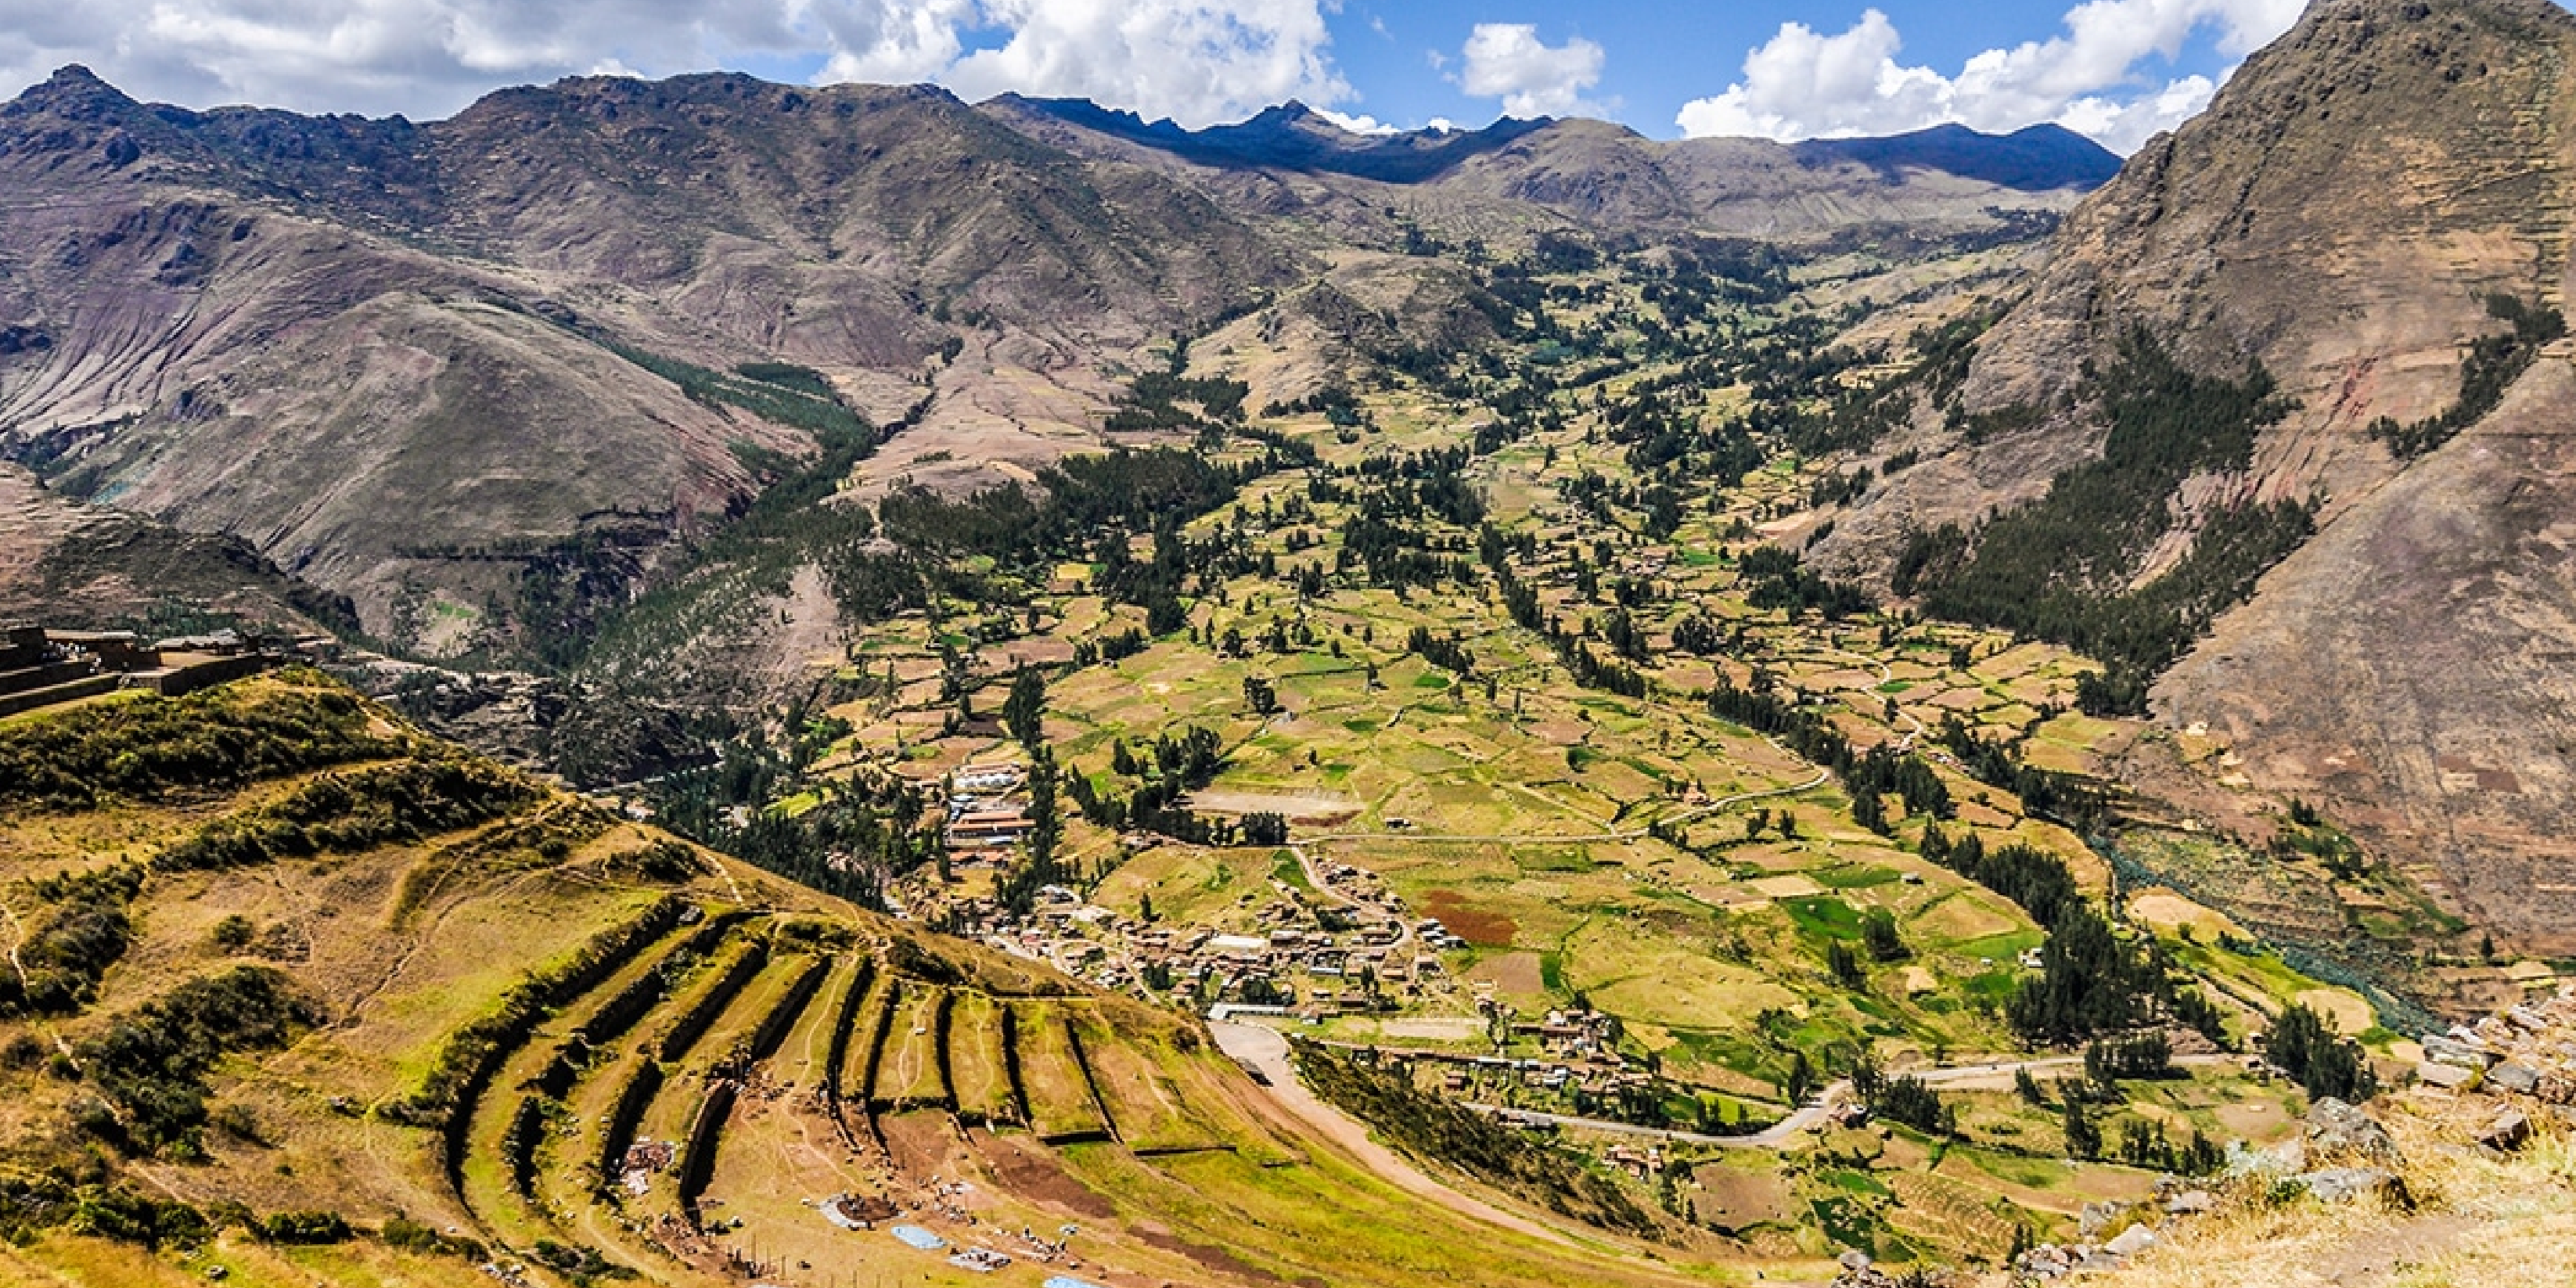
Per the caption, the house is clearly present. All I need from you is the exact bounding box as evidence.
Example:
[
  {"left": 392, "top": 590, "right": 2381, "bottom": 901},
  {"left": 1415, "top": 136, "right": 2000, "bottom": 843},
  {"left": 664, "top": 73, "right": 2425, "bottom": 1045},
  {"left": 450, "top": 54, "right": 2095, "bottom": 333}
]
[
  {"left": 953, "top": 762, "right": 1026, "bottom": 793},
  {"left": 1207, "top": 934, "right": 1269, "bottom": 959},
  {"left": 948, "top": 808, "right": 1031, "bottom": 850}
]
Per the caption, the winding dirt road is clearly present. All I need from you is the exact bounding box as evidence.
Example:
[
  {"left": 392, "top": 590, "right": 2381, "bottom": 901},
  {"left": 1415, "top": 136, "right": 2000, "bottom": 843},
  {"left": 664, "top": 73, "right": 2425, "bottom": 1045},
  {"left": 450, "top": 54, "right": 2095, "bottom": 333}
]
[{"left": 1210, "top": 1021, "right": 1592, "bottom": 1250}]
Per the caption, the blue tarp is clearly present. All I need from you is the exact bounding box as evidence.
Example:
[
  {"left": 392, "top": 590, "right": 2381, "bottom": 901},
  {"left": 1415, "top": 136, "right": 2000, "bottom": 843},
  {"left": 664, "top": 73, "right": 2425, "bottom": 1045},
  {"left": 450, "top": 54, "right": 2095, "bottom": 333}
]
[{"left": 890, "top": 1225, "right": 948, "bottom": 1251}]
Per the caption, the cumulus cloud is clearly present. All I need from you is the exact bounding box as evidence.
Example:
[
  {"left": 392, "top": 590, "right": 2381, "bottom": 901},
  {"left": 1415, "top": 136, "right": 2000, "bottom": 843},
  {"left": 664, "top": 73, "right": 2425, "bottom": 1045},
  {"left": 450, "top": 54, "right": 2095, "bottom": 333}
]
[
  {"left": 1311, "top": 106, "right": 1400, "bottom": 135},
  {"left": 1455, "top": 23, "right": 1610, "bottom": 120},
  {"left": 1675, "top": 0, "right": 2303, "bottom": 153},
  {"left": 0, "top": 0, "right": 1351, "bottom": 128},
  {"left": 920, "top": 0, "right": 1347, "bottom": 127}
]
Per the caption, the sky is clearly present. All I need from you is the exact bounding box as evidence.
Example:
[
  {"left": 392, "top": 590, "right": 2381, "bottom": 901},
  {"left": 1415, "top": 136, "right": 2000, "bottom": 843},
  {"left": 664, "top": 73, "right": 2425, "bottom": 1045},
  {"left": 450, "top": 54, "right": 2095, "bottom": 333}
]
[{"left": 0, "top": 0, "right": 2326, "bottom": 153}]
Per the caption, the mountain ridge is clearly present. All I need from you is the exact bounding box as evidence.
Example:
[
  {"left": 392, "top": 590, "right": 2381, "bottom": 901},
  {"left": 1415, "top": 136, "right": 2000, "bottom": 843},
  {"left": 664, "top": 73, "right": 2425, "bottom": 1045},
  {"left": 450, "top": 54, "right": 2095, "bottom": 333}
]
[{"left": 1818, "top": 0, "right": 2576, "bottom": 950}]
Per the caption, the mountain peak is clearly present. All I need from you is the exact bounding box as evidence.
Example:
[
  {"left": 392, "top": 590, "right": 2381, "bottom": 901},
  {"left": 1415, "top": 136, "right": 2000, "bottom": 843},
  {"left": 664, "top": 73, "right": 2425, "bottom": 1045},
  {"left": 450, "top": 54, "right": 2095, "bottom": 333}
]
[
  {"left": 8, "top": 63, "right": 139, "bottom": 120},
  {"left": 1791, "top": 122, "right": 2121, "bottom": 191}
]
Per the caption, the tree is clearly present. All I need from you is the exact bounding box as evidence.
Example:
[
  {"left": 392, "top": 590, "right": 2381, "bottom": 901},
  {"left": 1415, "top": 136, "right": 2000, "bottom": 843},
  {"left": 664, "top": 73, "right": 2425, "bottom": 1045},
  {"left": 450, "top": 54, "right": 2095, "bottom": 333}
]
[
  {"left": 2061, "top": 1096, "right": 2101, "bottom": 1160},
  {"left": 1828, "top": 941, "right": 1865, "bottom": 989},
  {"left": 1139, "top": 891, "right": 1157, "bottom": 923},
  {"left": 2015, "top": 1066, "right": 2047, "bottom": 1105},
  {"left": 1862, "top": 907, "right": 1908, "bottom": 962},
  {"left": 1783, "top": 1050, "right": 1817, "bottom": 1104},
  {"left": 1243, "top": 675, "right": 1279, "bottom": 716},
  {"left": 1002, "top": 665, "right": 1047, "bottom": 749},
  {"left": 2265, "top": 1002, "right": 2378, "bottom": 1102}
]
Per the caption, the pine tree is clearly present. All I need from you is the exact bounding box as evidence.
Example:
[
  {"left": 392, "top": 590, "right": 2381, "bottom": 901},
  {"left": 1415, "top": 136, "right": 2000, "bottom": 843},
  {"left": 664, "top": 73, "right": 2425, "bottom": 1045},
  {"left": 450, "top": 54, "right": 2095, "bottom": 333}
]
[
  {"left": 1828, "top": 941, "right": 1865, "bottom": 988},
  {"left": 2061, "top": 1096, "right": 2101, "bottom": 1160},
  {"left": 1002, "top": 665, "right": 1046, "bottom": 749}
]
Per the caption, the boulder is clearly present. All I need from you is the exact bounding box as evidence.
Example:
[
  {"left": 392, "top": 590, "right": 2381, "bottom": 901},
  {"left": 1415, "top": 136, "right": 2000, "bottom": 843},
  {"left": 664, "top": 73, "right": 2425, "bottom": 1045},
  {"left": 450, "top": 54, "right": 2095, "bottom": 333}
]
[
  {"left": 2421, "top": 1034, "right": 2495, "bottom": 1070},
  {"left": 2294, "top": 1166, "right": 2411, "bottom": 1207},
  {"left": 2164, "top": 1189, "right": 2215, "bottom": 1216},
  {"left": 2488, "top": 1062, "right": 2542, "bottom": 1096},
  {"left": 2479, "top": 1109, "right": 2532, "bottom": 1153},
  {"left": 2306, "top": 1097, "right": 2401, "bottom": 1162},
  {"left": 2414, "top": 1060, "right": 2479, "bottom": 1091},
  {"left": 2105, "top": 1225, "right": 2158, "bottom": 1257},
  {"left": 2078, "top": 1200, "right": 2131, "bottom": 1239}
]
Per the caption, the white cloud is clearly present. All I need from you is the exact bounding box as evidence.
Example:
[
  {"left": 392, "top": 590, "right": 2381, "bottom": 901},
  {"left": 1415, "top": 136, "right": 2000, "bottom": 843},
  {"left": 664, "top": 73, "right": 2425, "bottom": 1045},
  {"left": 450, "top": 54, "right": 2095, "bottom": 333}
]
[
  {"left": 923, "top": 0, "right": 1347, "bottom": 127},
  {"left": 0, "top": 0, "right": 1352, "bottom": 128},
  {"left": 1455, "top": 23, "right": 1609, "bottom": 120},
  {"left": 1675, "top": 0, "right": 2302, "bottom": 153},
  {"left": 1311, "top": 106, "right": 1399, "bottom": 135}
]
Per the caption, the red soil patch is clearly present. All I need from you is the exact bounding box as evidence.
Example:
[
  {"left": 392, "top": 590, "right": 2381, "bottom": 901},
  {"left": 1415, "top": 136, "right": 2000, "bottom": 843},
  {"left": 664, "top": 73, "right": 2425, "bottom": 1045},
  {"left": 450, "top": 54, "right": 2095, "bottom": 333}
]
[
  {"left": 1137, "top": 1227, "right": 1289, "bottom": 1284},
  {"left": 1420, "top": 890, "right": 1517, "bottom": 947},
  {"left": 977, "top": 1133, "right": 1116, "bottom": 1220}
]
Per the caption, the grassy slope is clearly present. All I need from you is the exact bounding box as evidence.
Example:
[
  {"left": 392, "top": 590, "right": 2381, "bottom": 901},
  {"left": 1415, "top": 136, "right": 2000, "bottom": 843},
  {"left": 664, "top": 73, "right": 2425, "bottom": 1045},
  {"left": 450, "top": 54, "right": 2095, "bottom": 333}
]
[{"left": 0, "top": 674, "right": 1742, "bottom": 1288}]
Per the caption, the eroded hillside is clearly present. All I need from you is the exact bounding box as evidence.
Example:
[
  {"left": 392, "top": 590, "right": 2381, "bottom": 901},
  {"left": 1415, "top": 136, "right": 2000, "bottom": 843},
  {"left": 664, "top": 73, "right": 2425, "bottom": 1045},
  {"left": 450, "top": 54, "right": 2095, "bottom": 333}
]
[{"left": 1814, "top": 0, "right": 2576, "bottom": 952}]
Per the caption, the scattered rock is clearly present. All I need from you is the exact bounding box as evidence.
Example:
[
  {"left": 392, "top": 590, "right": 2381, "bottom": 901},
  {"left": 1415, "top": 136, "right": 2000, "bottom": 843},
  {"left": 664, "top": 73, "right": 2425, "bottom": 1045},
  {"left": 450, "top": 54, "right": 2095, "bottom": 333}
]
[
  {"left": 2294, "top": 1166, "right": 2410, "bottom": 1207},
  {"left": 2421, "top": 1034, "right": 2495, "bottom": 1070},
  {"left": 2478, "top": 1109, "right": 2531, "bottom": 1153},
  {"left": 2306, "top": 1097, "right": 2401, "bottom": 1162},
  {"left": 2227, "top": 1135, "right": 2305, "bottom": 1177},
  {"left": 2415, "top": 1060, "right": 2480, "bottom": 1091},
  {"left": 2105, "top": 1225, "right": 2158, "bottom": 1257},
  {"left": 2078, "top": 1200, "right": 2131, "bottom": 1239},
  {"left": 2488, "top": 1062, "right": 2541, "bottom": 1096},
  {"left": 2164, "top": 1189, "right": 2214, "bottom": 1215}
]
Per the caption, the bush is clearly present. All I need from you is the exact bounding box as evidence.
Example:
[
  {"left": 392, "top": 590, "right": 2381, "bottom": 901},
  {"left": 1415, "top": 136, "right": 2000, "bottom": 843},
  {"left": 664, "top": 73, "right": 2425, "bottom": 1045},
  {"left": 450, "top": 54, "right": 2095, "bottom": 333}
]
[
  {"left": 258, "top": 1210, "right": 351, "bottom": 1243},
  {"left": 75, "top": 966, "right": 311, "bottom": 1157},
  {"left": 384, "top": 1215, "right": 487, "bottom": 1261},
  {"left": 0, "top": 684, "right": 400, "bottom": 811}
]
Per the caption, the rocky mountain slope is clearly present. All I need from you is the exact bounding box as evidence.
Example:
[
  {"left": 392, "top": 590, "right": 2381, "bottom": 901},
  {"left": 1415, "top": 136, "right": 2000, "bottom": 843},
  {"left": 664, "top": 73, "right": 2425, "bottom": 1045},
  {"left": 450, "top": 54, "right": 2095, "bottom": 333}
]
[
  {"left": 1819, "top": 0, "right": 2576, "bottom": 948},
  {"left": 0, "top": 66, "right": 2093, "bottom": 662},
  {"left": 0, "top": 462, "right": 351, "bottom": 635},
  {"left": 1000, "top": 96, "right": 2106, "bottom": 241},
  {"left": 0, "top": 69, "right": 1303, "bottom": 650}
]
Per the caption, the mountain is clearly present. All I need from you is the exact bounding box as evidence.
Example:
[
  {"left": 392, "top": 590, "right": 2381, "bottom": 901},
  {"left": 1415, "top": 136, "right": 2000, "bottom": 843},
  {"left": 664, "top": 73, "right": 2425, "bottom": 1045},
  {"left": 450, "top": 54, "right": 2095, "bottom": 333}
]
[
  {"left": 1820, "top": 0, "right": 2576, "bottom": 950},
  {"left": 0, "top": 66, "right": 2106, "bottom": 664},
  {"left": 1793, "top": 123, "right": 2123, "bottom": 192},
  {"left": 0, "top": 67, "right": 1303, "bottom": 653},
  {"left": 0, "top": 462, "right": 354, "bottom": 635},
  {"left": 999, "top": 95, "right": 2106, "bottom": 240},
  {"left": 999, "top": 96, "right": 1554, "bottom": 183}
]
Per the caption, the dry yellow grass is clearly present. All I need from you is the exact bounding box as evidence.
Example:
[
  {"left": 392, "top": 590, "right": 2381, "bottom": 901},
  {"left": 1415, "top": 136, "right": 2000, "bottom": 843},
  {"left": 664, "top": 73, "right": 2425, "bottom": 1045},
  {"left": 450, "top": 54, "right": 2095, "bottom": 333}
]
[{"left": 2081, "top": 1096, "right": 2575, "bottom": 1288}]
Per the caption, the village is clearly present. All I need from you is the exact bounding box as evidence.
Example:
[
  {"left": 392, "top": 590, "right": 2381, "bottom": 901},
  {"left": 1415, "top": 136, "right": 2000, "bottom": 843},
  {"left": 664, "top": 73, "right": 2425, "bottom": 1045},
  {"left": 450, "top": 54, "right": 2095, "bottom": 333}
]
[{"left": 877, "top": 753, "right": 1753, "bottom": 1142}]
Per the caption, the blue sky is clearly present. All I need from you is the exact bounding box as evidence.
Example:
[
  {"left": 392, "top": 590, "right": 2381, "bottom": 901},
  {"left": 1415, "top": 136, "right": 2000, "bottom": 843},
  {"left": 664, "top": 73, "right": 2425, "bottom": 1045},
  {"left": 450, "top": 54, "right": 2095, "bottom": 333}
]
[
  {"left": 0, "top": 1, "right": 2323, "bottom": 153},
  {"left": 1328, "top": 2, "right": 2226, "bottom": 135}
]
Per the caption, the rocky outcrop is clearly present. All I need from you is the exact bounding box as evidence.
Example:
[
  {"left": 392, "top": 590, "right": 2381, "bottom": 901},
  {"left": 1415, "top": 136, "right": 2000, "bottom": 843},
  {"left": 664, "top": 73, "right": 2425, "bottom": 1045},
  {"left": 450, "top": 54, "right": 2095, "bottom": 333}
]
[{"left": 1826, "top": 0, "right": 2576, "bottom": 944}]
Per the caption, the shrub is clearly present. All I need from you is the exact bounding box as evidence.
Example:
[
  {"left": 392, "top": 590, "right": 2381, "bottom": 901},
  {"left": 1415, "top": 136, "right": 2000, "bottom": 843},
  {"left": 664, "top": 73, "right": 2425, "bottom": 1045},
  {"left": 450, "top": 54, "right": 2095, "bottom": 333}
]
[
  {"left": 258, "top": 1210, "right": 351, "bottom": 1243},
  {"left": 74, "top": 966, "right": 311, "bottom": 1157}
]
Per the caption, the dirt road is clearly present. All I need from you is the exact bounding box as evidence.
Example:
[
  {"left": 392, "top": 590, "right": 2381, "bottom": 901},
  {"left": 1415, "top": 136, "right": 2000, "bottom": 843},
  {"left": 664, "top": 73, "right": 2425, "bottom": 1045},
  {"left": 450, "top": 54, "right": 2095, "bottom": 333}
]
[{"left": 1209, "top": 1021, "right": 1590, "bottom": 1250}]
